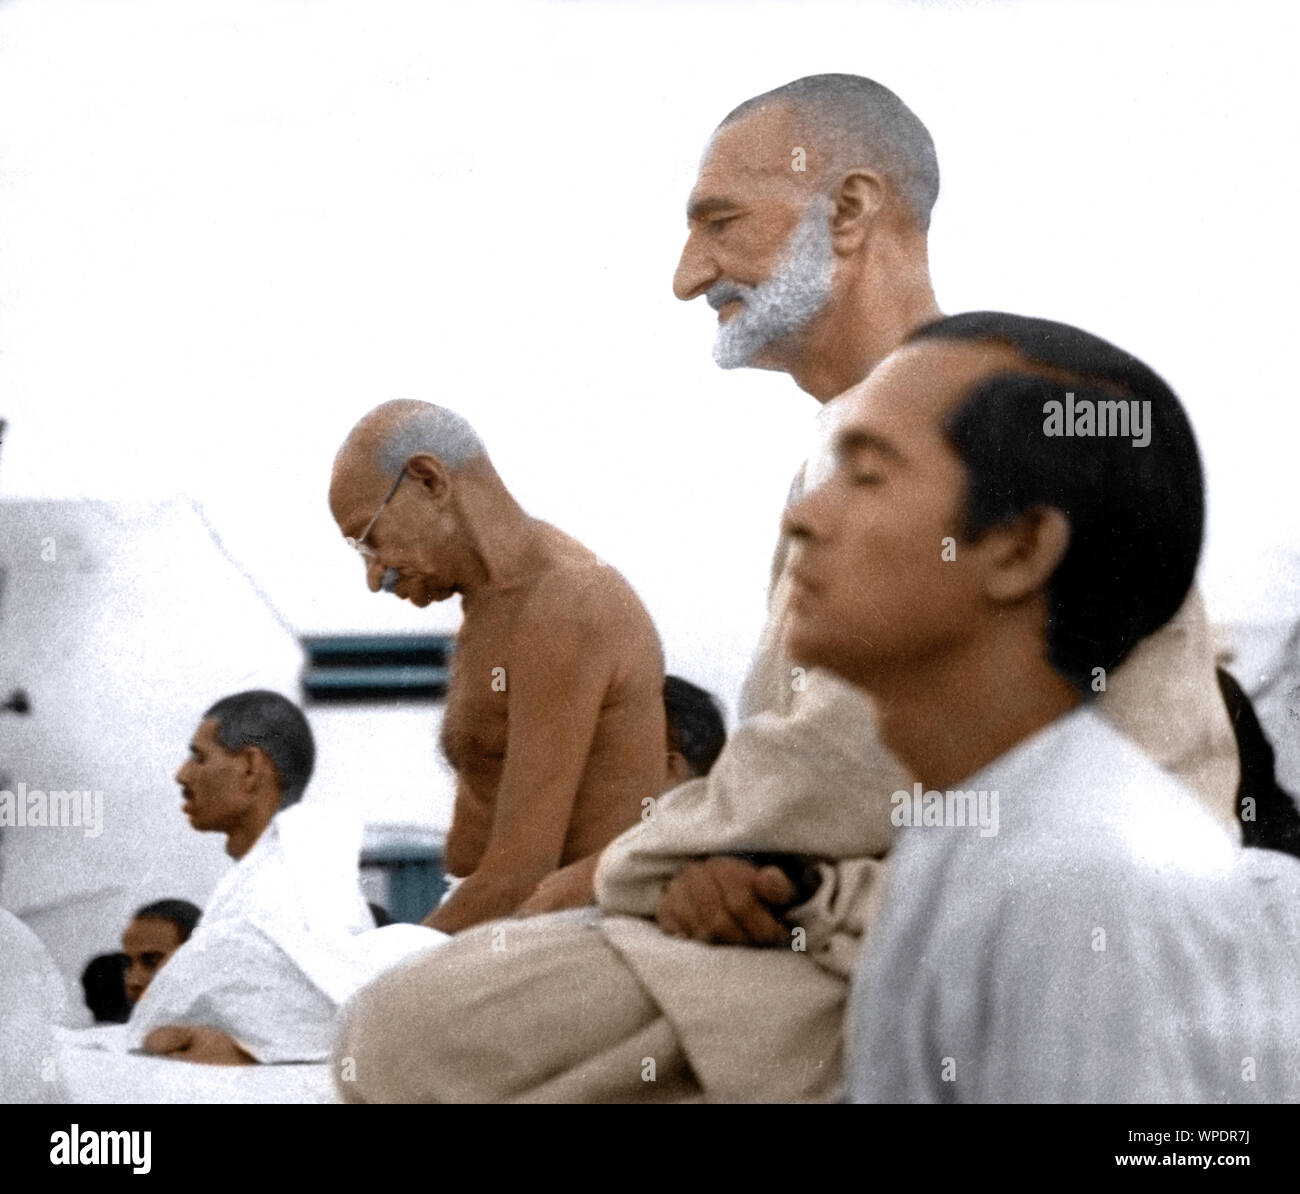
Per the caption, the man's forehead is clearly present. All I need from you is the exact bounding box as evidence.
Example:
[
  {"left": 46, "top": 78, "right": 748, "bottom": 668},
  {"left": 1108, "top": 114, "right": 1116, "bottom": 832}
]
[
  {"left": 193, "top": 717, "right": 223, "bottom": 746},
  {"left": 836, "top": 339, "right": 1028, "bottom": 443},
  {"left": 691, "top": 105, "right": 806, "bottom": 204},
  {"left": 329, "top": 447, "right": 389, "bottom": 530},
  {"left": 125, "top": 918, "right": 179, "bottom": 946}
]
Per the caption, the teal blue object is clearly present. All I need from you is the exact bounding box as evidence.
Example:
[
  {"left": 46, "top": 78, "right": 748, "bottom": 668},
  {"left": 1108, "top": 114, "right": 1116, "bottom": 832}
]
[{"left": 362, "top": 837, "right": 447, "bottom": 924}]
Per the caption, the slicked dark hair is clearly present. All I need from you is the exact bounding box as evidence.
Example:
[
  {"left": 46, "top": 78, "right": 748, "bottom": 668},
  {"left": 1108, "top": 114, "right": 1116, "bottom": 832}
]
[
  {"left": 133, "top": 898, "right": 202, "bottom": 943},
  {"left": 721, "top": 73, "right": 939, "bottom": 231},
  {"left": 664, "top": 675, "right": 727, "bottom": 778},
  {"left": 202, "top": 689, "right": 316, "bottom": 807},
  {"left": 908, "top": 312, "right": 1205, "bottom": 693}
]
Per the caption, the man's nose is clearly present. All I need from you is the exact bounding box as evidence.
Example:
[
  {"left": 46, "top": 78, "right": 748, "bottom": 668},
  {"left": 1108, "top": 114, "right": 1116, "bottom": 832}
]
[
  {"left": 781, "top": 486, "right": 825, "bottom": 543},
  {"left": 174, "top": 761, "right": 189, "bottom": 786},
  {"left": 365, "top": 556, "right": 385, "bottom": 593},
  {"left": 125, "top": 965, "right": 146, "bottom": 999},
  {"left": 673, "top": 231, "right": 717, "bottom": 301}
]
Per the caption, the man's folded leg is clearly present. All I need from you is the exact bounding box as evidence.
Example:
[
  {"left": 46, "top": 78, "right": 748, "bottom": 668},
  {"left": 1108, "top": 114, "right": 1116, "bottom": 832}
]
[{"left": 333, "top": 909, "right": 700, "bottom": 1103}]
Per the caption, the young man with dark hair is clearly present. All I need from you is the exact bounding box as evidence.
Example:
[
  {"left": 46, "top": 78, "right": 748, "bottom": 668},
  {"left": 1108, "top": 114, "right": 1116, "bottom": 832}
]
[
  {"left": 132, "top": 898, "right": 202, "bottom": 940},
  {"left": 175, "top": 689, "right": 317, "bottom": 859},
  {"left": 775, "top": 313, "right": 1300, "bottom": 1101},
  {"left": 128, "top": 690, "right": 381, "bottom": 1066},
  {"left": 120, "top": 898, "right": 201, "bottom": 1005},
  {"left": 200, "top": 691, "right": 316, "bottom": 807}
]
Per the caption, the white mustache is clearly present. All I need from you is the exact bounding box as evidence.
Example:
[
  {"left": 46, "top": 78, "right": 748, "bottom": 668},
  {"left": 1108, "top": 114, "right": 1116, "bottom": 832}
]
[
  {"left": 380, "top": 568, "right": 401, "bottom": 593},
  {"left": 706, "top": 283, "right": 750, "bottom": 311}
]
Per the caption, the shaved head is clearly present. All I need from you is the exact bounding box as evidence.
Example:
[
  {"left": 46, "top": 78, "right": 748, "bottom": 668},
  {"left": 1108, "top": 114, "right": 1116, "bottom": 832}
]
[
  {"left": 337, "top": 400, "right": 487, "bottom": 483},
  {"left": 720, "top": 73, "right": 939, "bottom": 231},
  {"left": 330, "top": 400, "right": 500, "bottom": 607}
]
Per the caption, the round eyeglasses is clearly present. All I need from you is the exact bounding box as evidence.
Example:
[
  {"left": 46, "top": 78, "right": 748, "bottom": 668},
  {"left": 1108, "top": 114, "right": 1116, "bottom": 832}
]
[{"left": 343, "top": 465, "right": 407, "bottom": 562}]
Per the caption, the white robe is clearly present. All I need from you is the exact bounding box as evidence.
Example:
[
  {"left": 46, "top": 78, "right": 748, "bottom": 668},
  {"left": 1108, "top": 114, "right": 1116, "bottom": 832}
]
[
  {"left": 848, "top": 707, "right": 1300, "bottom": 1103},
  {"left": 127, "top": 803, "right": 438, "bottom": 1063},
  {"left": 0, "top": 908, "right": 68, "bottom": 1102}
]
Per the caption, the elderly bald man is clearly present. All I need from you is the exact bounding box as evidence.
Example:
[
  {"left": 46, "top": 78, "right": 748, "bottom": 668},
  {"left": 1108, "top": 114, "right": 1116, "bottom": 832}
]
[{"left": 329, "top": 400, "right": 666, "bottom": 933}]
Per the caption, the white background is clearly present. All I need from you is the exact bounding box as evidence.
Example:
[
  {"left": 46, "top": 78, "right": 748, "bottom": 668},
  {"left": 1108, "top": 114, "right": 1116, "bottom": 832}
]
[{"left": 2, "top": 0, "right": 1297, "bottom": 714}]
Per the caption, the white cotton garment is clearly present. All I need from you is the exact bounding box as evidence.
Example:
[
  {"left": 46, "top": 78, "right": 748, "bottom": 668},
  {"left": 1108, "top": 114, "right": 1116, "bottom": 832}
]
[
  {"left": 0, "top": 908, "right": 69, "bottom": 1101},
  {"left": 127, "top": 803, "right": 443, "bottom": 1063},
  {"left": 847, "top": 706, "right": 1300, "bottom": 1103}
]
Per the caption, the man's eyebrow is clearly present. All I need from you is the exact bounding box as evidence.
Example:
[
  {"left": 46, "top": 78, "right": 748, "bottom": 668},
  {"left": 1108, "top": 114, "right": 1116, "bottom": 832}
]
[
  {"left": 836, "top": 427, "right": 908, "bottom": 463},
  {"left": 686, "top": 195, "right": 740, "bottom": 222}
]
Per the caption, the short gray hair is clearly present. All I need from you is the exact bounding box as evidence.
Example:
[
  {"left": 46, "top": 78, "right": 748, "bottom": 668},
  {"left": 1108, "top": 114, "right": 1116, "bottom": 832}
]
[
  {"left": 376, "top": 402, "right": 486, "bottom": 474},
  {"left": 721, "top": 73, "right": 939, "bottom": 232}
]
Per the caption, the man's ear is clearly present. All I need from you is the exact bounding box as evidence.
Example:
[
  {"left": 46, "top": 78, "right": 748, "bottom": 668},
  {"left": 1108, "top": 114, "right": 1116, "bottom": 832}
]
[
  {"left": 405, "top": 452, "right": 452, "bottom": 505},
  {"left": 664, "top": 750, "right": 694, "bottom": 789},
  {"left": 980, "top": 506, "right": 1072, "bottom": 604},
  {"left": 238, "top": 746, "right": 277, "bottom": 797},
  {"left": 829, "top": 170, "right": 885, "bottom": 254}
]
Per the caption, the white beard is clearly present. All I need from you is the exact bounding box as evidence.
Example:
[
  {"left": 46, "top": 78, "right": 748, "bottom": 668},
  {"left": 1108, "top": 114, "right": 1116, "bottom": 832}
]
[{"left": 710, "top": 199, "right": 835, "bottom": 370}]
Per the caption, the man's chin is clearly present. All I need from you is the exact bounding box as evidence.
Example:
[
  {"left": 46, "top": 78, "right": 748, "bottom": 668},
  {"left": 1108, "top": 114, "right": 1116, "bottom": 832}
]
[
  {"left": 712, "top": 318, "right": 762, "bottom": 369},
  {"left": 712, "top": 329, "right": 789, "bottom": 373},
  {"left": 402, "top": 583, "right": 455, "bottom": 607},
  {"left": 713, "top": 340, "right": 758, "bottom": 371},
  {"left": 784, "top": 626, "right": 826, "bottom": 672},
  {"left": 784, "top": 624, "right": 861, "bottom": 686}
]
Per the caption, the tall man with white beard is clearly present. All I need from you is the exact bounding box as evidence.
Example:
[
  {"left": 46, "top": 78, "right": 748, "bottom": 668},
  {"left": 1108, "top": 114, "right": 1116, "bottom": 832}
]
[{"left": 628, "top": 71, "right": 1241, "bottom": 945}]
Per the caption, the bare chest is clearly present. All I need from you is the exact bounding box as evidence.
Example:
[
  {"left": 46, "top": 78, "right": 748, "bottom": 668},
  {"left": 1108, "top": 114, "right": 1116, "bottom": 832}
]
[{"left": 438, "top": 614, "right": 516, "bottom": 774}]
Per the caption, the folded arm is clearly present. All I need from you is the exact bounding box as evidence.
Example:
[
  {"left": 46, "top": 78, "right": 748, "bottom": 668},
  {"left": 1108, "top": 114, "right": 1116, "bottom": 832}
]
[{"left": 595, "top": 666, "right": 903, "bottom": 918}]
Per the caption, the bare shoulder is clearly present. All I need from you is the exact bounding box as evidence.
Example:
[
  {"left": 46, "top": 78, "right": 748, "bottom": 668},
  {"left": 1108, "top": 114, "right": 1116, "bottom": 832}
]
[{"left": 523, "top": 533, "right": 658, "bottom": 642}]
